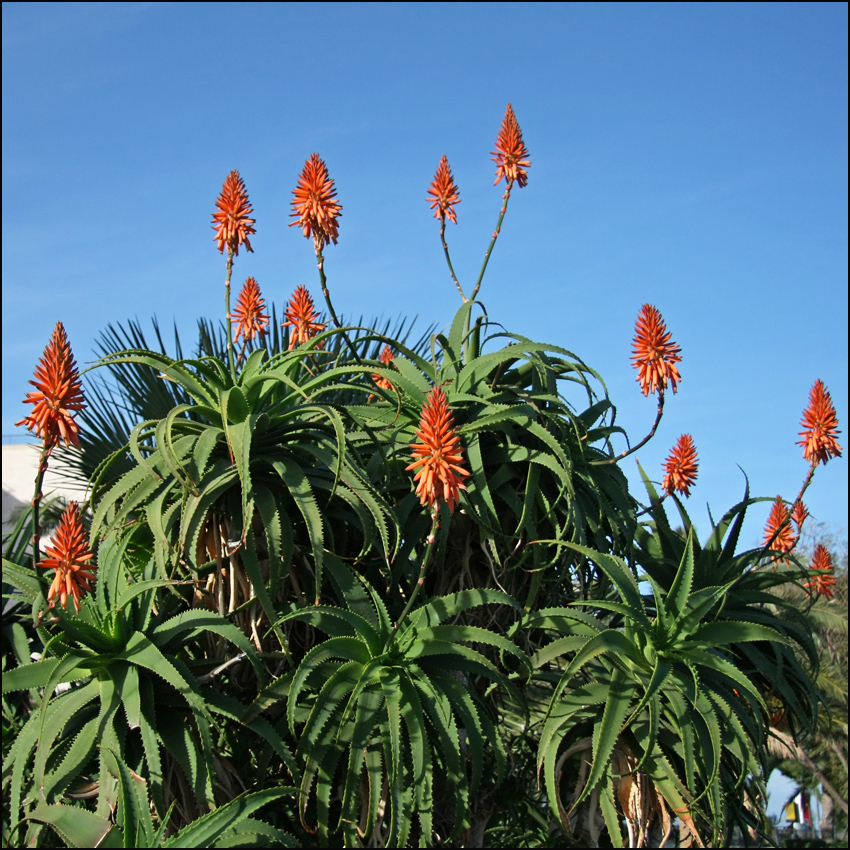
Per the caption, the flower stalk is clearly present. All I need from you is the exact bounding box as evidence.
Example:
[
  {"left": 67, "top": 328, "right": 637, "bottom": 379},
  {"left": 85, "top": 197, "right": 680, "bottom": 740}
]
[
  {"left": 290, "top": 153, "right": 360, "bottom": 362},
  {"left": 224, "top": 249, "right": 236, "bottom": 377},
  {"left": 30, "top": 446, "right": 51, "bottom": 564},
  {"left": 440, "top": 218, "right": 467, "bottom": 302},
  {"left": 427, "top": 155, "right": 466, "bottom": 301},
  {"left": 16, "top": 321, "right": 85, "bottom": 565},
  {"left": 212, "top": 171, "right": 255, "bottom": 379},
  {"left": 388, "top": 508, "right": 440, "bottom": 647},
  {"left": 595, "top": 391, "right": 666, "bottom": 466},
  {"left": 471, "top": 184, "right": 513, "bottom": 302},
  {"left": 471, "top": 104, "right": 531, "bottom": 302}
]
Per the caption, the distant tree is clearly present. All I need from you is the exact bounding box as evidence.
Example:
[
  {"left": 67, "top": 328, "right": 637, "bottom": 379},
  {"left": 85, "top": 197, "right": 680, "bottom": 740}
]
[{"left": 770, "top": 524, "right": 848, "bottom": 839}]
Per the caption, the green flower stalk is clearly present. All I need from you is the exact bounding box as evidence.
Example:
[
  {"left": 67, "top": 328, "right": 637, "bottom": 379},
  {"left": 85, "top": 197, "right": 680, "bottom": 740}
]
[{"left": 212, "top": 170, "right": 256, "bottom": 378}]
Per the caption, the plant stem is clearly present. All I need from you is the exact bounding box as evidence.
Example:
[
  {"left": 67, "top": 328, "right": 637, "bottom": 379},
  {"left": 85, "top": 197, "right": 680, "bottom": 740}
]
[
  {"left": 386, "top": 509, "right": 440, "bottom": 649},
  {"left": 31, "top": 442, "right": 53, "bottom": 566},
  {"left": 592, "top": 392, "right": 665, "bottom": 465},
  {"left": 471, "top": 180, "right": 513, "bottom": 302},
  {"left": 794, "top": 464, "right": 817, "bottom": 508},
  {"left": 440, "top": 218, "right": 467, "bottom": 302},
  {"left": 224, "top": 250, "right": 236, "bottom": 379},
  {"left": 314, "top": 244, "right": 362, "bottom": 364}
]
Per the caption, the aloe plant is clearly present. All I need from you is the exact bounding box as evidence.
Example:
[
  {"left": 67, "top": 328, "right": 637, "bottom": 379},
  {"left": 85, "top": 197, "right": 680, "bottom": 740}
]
[{"left": 3, "top": 105, "right": 835, "bottom": 849}]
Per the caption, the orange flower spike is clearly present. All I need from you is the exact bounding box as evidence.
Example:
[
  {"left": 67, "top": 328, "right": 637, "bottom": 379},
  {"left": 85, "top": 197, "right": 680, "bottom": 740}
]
[
  {"left": 289, "top": 153, "right": 343, "bottom": 249},
  {"left": 372, "top": 345, "right": 396, "bottom": 391},
  {"left": 492, "top": 103, "right": 531, "bottom": 188},
  {"left": 791, "top": 500, "right": 809, "bottom": 531},
  {"left": 38, "top": 502, "right": 97, "bottom": 614},
  {"left": 631, "top": 304, "right": 683, "bottom": 397},
  {"left": 427, "top": 156, "right": 461, "bottom": 225},
  {"left": 406, "top": 387, "right": 470, "bottom": 513},
  {"left": 661, "top": 434, "right": 699, "bottom": 498},
  {"left": 17, "top": 322, "right": 85, "bottom": 449},
  {"left": 797, "top": 380, "right": 842, "bottom": 466},
  {"left": 762, "top": 497, "right": 797, "bottom": 564},
  {"left": 281, "top": 285, "right": 326, "bottom": 350},
  {"left": 211, "top": 170, "right": 256, "bottom": 256},
  {"left": 806, "top": 544, "right": 836, "bottom": 600},
  {"left": 231, "top": 277, "right": 269, "bottom": 343}
]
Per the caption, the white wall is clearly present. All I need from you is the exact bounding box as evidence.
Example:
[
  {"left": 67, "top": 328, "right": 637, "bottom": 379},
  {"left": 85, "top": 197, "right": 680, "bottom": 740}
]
[{"left": 2, "top": 444, "right": 89, "bottom": 531}]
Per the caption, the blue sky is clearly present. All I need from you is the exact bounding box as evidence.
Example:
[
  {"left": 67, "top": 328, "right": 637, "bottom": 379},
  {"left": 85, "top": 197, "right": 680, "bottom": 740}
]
[{"left": 3, "top": 1, "right": 847, "bottom": 552}]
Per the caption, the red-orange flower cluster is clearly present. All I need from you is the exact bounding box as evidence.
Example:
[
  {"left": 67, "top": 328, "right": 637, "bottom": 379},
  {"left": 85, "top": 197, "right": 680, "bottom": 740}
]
[
  {"left": 792, "top": 500, "right": 809, "bottom": 531},
  {"left": 231, "top": 277, "right": 269, "bottom": 343},
  {"left": 492, "top": 103, "right": 531, "bottom": 188},
  {"left": 805, "top": 544, "right": 836, "bottom": 600},
  {"left": 407, "top": 387, "right": 470, "bottom": 513},
  {"left": 281, "top": 285, "right": 326, "bottom": 350},
  {"left": 427, "top": 155, "right": 461, "bottom": 225},
  {"left": 797, "top": 380, "right": 842, "bottom": 466},
  {"left": 662, "top": 434, "right": 699, "bottom": 498},
  {"left": 631, "top": 304, "right": 682, "bottom": 397},
  {"left": 17, "top": 322, "right": 85, "bottom": 449},
  {"left": 39, "top": 502, "right": 97, "bottom": 614},
  {"left": 762, "top": 497, "right": 797, "bottom": 564},
  {"left": 372, "top": 345, "right": 396, "bottom": 391},
  {"left": 212, "top": 170, "right": 255, "bottom": 256},
  {"left": 290, "top": 153, "right": 342, "bottom": 249}
]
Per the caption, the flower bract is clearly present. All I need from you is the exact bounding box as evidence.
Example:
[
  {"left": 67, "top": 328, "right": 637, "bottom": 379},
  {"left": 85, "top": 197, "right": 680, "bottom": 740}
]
[
  {"left": 17, "top": 322, "right": 85, "bottom": 449},
  {"left": 805, "top": 544, "right": 836, "bottom": 600},
  {"left": 492, "top": 103, "right": 531, "bottom": 188},
  {"left": 212, "top": 170, "right": 256, "bottom": 256},
  {"left": 281, "top": 285, "right": 326, "bottom": 350},
  {"left": 762, "top": 497, "right": 796, "bottom": 564},
  {"left": 631, "top": 304, "right": 682, "bottom": 397},
  {"left": 289, "top": 153, "right": 342, "bottom": 249},
  {"left": 427, "top": 155, "right": 461, "bottom": 224},
  {"left": 39, "top": 502, "right": 97, "bottom": 614},
  {"left": 661, "top": 434, "right": 698, "bottom": 497},
  {"left": 791, "top": 500, "right": 809, "bottom": 531},
  {"left": 232, "top": 277, "right": 269, "bottom": 343},
  {"left": 406, "top": 386, "right": 470, "bottom": 513},
  {"left": 797, "top": 380, "right": 842, "bottom": 466}
]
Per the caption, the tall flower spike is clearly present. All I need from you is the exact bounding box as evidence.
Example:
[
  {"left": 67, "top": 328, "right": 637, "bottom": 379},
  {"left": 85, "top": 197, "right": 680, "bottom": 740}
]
[
  {"left": 17, "top": 322, "right": 85, "bottom": 449},
  {"left": 406, "top": 386, "right": 470, "bottom": 513},
  {"left": 805, "top": 544, "right": 836, "bottom": 600},
  {"left": 762, "top": 497, "right": 796, "bottom": 564},
  {"left": 231, "top": 277, "right": 269, "bottom": 344},
  {"left": 492, "top": 103, "right": 531, "bottom": 188},
  {"left": 39, "top": 502, "right": 97, "bottom": 614},
  {"left": 289, "top": 153, "right": 342, "bottom": 250},
  {"left": 662, "top": 434, "right": 699, "bottom": 498},
  {"left": 631, "top": 304, "right": 683, "bottom": 397},
  {"left": 797, "top": 380, "right": 842, "bottom": 466},
  {"left": 281, "top": 285, "right": 326, "bottom": 350},
  {"left": 212, "top": 170, "right": 255, "bottom": 256},
  {"left": 372, "top": 345, "right": 396, "bottom": 391},
  {"left": 427, "top": 155, "right": 461, "bottom": 224}
]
